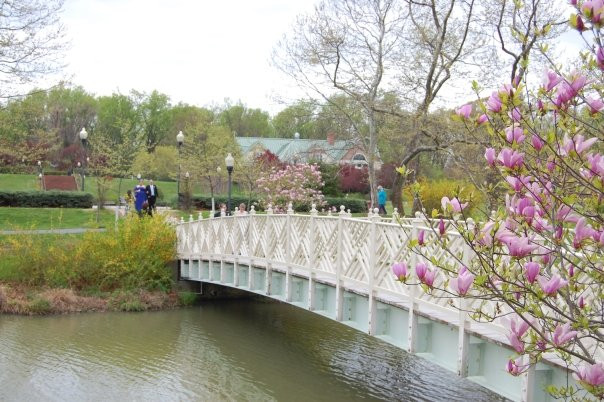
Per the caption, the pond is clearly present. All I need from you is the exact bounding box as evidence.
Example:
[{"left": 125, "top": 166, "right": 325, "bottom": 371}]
[{"left": 0, "top": 299, "right": 507, "bottom": 401}]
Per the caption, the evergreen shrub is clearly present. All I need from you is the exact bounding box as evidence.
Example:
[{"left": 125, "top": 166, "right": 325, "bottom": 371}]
[{"left": 0, "top": 191, "right": 94, "bottom": 208}]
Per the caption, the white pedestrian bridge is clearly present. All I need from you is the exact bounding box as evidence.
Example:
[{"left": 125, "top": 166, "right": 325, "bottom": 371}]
[{"left": 176, "top": 207, "right": 575, "bottom": 402}]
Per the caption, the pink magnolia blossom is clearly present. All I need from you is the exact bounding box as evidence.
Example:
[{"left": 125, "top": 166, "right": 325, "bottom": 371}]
[
  {"left": 423, "top": 269, "right": 437, "bottom": 287},
  {"left": 456, "top": 104, "right": 472, "bottom": 118},
  {"left": 415, "top": 262, "right": 428, "bottom": 281},
  {"left": 449, "top": 266, "right": 475, "bottom": 296},
  {"left": 555, "top": 205, "right": 580, "bottom": 223},
  {"left": 441, "top": 196, "right": 468, "bottom": 213},
  {"left": 587, "top": 153, "right": 604, "bottom": 178},
  {"left": 506, "top": 357, "right": 529, "bottom": 376},
  {"left": 582, "top": 0, "right": 604, "bottom": 24},
  {"left": 552, "top": 323, "right": 578, "bottom": 347},
  {"left": 543, "top": 70, "right": 562, "bottom": 91},
  {"left": 503, "top": 315, "right": 530, "bottom": 338},
  {"left": 598, "top": 46, "right": 604, "bottom": 70},
  {"left": 477, "top": 221, "right": 495, "bottom": 246},
  {"left": 505, "top": 126, "right": 525, "bottom": 144},
  {"left": 392, "top": 262, "right": 408, "bottom": 282},
  {"left": 568, "top": 264, "right": 575, "bottom": 277},
  {"left": 439, "top": 218, "right": 446, "bottom": 236},
  {"left": 498, "top": 148, "right": 524, "bottom": 169},
  {"left": 504, "top": 236, "right": 539, "bottom": 258},
  {"left": 524, "top": 261, "right": 540, "bottom": 283},
  {"left": 586, "top": 96, "right": 604, "bottom": 114},
  {"left": 574, "top": 218, "right": 596, "bottom": 248},
  {"left": 563, "top": 134, "right": 598, "bottom": 155},
  {"left": 485, "top": 147, "right": 496, "bottom": 166},
  {"left": 531, "top": 135, "right": 545, "bottom": 151},
  {"left": 538, "top": 275, "right": 568, "bottom": 296},
  {"left": 503, "top": 315, "right": 530, "bottom": 353},
  {"left": 508, "top": 107, "right": 522, "bottom": 122},
  {"left": 477, "top": 114, "right": 488, "bottom": 124},
  {"left": 506, "top": 176, "right": 523, "bottom": 192},
  {"left": 575, "top": 363, "right": 604, "bottom": 387},
  {"left": 579, "top": 296, "right": 585, "bottom": 309},
  {"left": 486, "top": 91, "right": 502, "bottom": 112},
  {"left": 418, "top": 230, "right": 425, "bottom": 246}
]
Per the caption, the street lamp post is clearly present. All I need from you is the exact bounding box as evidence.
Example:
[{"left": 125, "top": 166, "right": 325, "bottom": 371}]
[
  {"left": 176, "top": 131, "right": 184, "bottom": 204},
  {"left": 79, "top": 128, "right": 88, "bottom": 191},
  {"left": 225, "top": 153, "right": 234, "bottom": 216}
]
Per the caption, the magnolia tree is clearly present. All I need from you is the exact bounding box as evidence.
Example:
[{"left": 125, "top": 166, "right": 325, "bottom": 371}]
[
  {"left": 256, "top": 163, "right": 325, "bottom": 212},
  {"left": 392, "top": 3, "right": 603, "bottom": 399}
]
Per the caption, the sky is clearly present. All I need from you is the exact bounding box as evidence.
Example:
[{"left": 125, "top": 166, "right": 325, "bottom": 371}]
[
  {"left": 61, "top": 0, "right": 317, "bottom": 115},
  {"left": 58, "top": 0, "right": 582, "bottom": 116}
]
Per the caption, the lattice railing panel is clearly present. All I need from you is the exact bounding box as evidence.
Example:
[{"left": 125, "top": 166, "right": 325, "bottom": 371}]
[
  {"left": 340, "top": 219, "right": 372, "bottom": 283},
  {"left": 313, "top": 218, "right": 338, "bottom": 274},
  {"left": 290, "top": 216, "right": 310, "bottom": 267}
]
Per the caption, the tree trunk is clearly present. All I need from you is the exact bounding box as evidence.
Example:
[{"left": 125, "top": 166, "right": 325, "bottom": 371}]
[{"left": 391, "top": 175, "right": 404, "bottom": 215}]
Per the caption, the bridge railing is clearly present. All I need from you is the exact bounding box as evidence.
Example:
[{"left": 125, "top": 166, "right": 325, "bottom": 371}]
[{"left": 176, "top": 207, "right": 505, "bottom": 329}]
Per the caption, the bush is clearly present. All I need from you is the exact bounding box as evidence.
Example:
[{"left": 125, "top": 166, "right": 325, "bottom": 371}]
[
  {"left": 324, "top": 197, "right": 367, "bottom": 213},
  {"left": 339, "top": 165, "right": 369, "bottom": 193},
  {"left": 189, "top": 195, "right": 262, "bottom": 211},
  {"left": 404, "top": 179, "right": 484, "bottom": 217},
  {"left": 0, "top": 191, "right": 94, "bottom": 208},
  {"left": 0, "top": 214, "right": 177, "bottom": 292}
]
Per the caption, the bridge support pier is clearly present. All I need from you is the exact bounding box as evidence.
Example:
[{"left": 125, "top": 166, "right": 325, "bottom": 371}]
[
  {"left": 265, "top": 263, "right": 272, "bottom": 296},
  {"left": 407, "top": 288, "right": 419, "bottom": 353},
  {"left": 307, "top": 274, "right": 315, "bottom": 311}
]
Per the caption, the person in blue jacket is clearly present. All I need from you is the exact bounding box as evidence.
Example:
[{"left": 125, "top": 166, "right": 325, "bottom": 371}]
[
  {"left": 377, "top": 185, "right": 387, "bottom": 215},
  {"left": 133, "top": 180, "right": 148, "bottom": 217}
]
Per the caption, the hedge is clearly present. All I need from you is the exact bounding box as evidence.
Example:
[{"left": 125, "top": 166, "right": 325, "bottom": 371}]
[
  {"left": 173, "top": 194, "right": 368, "bottom": 213},
  {"left": 0, "top": 191, "right": 94, "bottom": 208},
  {"left": 181, "top": 195, "right": 261, "bottom": 211},
  {"left": 324, "top": 197, "right": 367, "bottom": 213}
]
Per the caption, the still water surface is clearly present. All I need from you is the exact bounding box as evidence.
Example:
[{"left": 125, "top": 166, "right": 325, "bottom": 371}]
[{"left": 0, "top": 300, "right": 507, "bottom": 401}]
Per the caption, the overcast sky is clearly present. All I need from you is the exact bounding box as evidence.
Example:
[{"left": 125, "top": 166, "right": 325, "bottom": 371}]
[
  {"left": 59, "top": 0, "right": 580, "bottom": 116},
  {"left": 61, "top": 0, "right": 317, "bottom": 115}
]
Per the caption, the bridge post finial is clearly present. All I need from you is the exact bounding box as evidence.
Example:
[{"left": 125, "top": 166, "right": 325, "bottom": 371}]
[
  {"left": 339, "top": 205, "right": 346, "bottom": 216},
  {"left": 287, "top": 202, "right": 294, "bottom": 215},
  {"left": 189, "top": 214, "right": 193, "bottom": 222},
  {"left": 347, "top": 209, "right": 351, "bottom": 217},
  {"left": 392, "top": 207, "right": 399, "bottom": 223},
  {"left": 310, "top": 203, "right": 318, "bottom": 216},
  {"left": 180, "top": 217, "right": 185, "bottom": 224},
  {"left": 414, "top": 211, "right": 422, "bottom": 219},
  {"left": 371, "top": 208, "right": 380, "bottom": 222},
  {"left": 267, "top": 203, "right": 273, "bottom": 215},
  {"left": 198, "top": 211, "right": 203, "bottom": 221},
  {"left": 250, "top": 205, "right": 256, "bottom": 215}
]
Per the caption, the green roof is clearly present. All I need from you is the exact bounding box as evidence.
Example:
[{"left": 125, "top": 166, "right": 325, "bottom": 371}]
[{"left": 236, "top": 137, "right": 354, "bottom": 163}]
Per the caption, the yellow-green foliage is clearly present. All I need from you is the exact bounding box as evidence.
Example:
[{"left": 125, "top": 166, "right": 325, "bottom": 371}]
[
  {"left": 404, "top": 179, "right": 485, "bottom": 217},
  {"left": 1, "top": 215, "right": 176, "bottom": 292}
]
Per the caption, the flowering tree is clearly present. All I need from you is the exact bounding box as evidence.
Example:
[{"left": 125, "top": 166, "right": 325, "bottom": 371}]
[
  {"left": 256, "top": 163, "right": 325, "bottom": 211},
  {"left": 393, "top": 3, "right": 604, "bottom": 399}
]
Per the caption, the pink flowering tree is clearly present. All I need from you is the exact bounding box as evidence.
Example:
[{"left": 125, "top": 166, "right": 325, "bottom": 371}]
[
  {"left": 256, "top": 163, "right": 325, "bottom": 211},
  {"left": 394, "top": 3, "right": 604, "bottom": 399}
]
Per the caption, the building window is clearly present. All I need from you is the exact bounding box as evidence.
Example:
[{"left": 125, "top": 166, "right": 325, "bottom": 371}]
[{"left": 352, "top": 153, "right": 367, "bottom": 169}]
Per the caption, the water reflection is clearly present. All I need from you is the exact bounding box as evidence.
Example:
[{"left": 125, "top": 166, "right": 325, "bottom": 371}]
[{"left": 0, "top": 299, "right": 508, "bottom": 401}]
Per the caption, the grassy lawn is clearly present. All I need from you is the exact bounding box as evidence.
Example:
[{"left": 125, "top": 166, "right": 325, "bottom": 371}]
[
  {"left": 0, "top": 207, "right": 115, "bottom": 230},
  {"left": 0, "top": 174, "right": 252, "bottom": 203}
]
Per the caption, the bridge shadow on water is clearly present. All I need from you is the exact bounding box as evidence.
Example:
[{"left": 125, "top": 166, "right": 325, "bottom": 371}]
[{"left": 191, "top": 296, "right": 509, "bottom": 402}]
